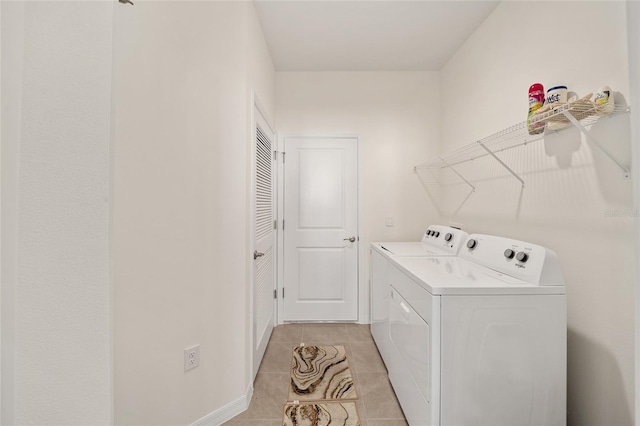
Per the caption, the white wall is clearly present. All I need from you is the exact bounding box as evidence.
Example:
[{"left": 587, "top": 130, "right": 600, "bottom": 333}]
[
  {"left": 112, "top": 1, "right": 274, "bottom": 424},
  {"left": 1, "top": 1, "right": 113, "bottom": 424},
  {"left": 276, "top": 72, "right": 440, "bottom": 322},
  {"left": 440, "top": 2, "right": 634, "bottom": 425},
  {"left": 627, "top": 0, "right": 640, "bottom": 420}
]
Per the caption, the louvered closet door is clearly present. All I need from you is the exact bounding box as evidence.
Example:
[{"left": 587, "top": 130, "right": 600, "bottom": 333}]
[{"left": 253, "top": 111, "right": 276, "bottom": 380}]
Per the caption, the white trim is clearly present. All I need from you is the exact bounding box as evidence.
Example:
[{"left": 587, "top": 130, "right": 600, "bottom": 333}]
[
  {"left": 276, "top": 134, "right": 285, "bottom": 324},
  {"left": 190, "top": 381, "right": 253, "bottom": 426},
  {"left": 276, "top": 133, "right": 365, "bottom": 324},
  {"left": 249, "top": 92, "right": 256, "bottom": 383},
  {"left": 249, "top": 91, "right": 277, "bottom": 381},
  {"left": 253, "top": 94, "right": 275, "bottom": 137},
  {"left": 356, "top": 134, "right": 367, "bottom": 324}
]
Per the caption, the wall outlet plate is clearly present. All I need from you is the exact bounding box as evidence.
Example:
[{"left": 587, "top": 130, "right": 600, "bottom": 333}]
[{"left": 184, "top": 344, "right": 200, "bottom": 372}]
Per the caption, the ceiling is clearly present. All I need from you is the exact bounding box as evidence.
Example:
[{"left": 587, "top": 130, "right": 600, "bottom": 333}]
[{"left": 254, "top": 1, "right": 501, "bottom": 71}]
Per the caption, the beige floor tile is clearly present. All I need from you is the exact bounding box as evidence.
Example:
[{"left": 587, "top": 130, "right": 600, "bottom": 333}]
[
  {"left": 270, "top": 323, "right": 304, "bottom": 344},
  {"left": 302, "top": 323, "right": 349, "bottom": 345},
  {"left": 345, "top": 324, "right": 374, "bottom": 342},
  {"left": 225, "top": 322, "right": 407, "bottom": 425},
  {"left": 235, "top": 372, "right": 290, "bottom": 420},
  {"left": 355, "top": 397, "right": 367, "bottom": 421},
  {"left": 349, "top": 341, "right": 386, "bottom": 373},
  {"left": 258, "top": 341, "right": 295, "bottom": 373},
  {"left": 357, "top": 372, "right": 406, "bottom": 420}
]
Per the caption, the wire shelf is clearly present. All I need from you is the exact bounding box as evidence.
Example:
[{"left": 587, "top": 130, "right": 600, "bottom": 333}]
[{"left": 415, "top": 102, "right": 631, "bottom": 187}]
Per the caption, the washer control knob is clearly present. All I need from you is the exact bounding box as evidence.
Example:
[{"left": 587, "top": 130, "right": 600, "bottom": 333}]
[
  {"left": 516, "top": 251, "right": 529, "bottom": 262},
  {"left": 445, "top": 233, "right": 453, "bottom": 242},
  {"left": 466, "top": 239, "right": 477, "bottom": 249},
  {"left": 427, "top": 230, "right": 433, "bottom": 236},
  {"left": 504, "top": 249, "right": 515, "bottom": 259},
  {"left": 435, "top": 232, "right": 440, "bottom": 237}
]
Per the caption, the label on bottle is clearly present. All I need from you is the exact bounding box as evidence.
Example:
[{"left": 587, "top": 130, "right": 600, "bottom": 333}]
[
  {"left": 527, "top": 84, "right": 545, "bottom": 135},
  {"left": 595, "top": 90, "right": 610, "bottom": 105}
]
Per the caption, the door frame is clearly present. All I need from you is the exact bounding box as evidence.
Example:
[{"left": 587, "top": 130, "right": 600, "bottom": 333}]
[
  {"left": 249, "top": 92, "right": 277, "bottom": 381},
  {"left": 276, "top": 134, "right": 366, "bottom": 324}
]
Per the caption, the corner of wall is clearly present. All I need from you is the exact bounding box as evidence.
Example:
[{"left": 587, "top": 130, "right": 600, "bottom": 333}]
[
  {"left": 0, "top": 2, "right": 24, "bottom": 422},
  {"left": 190, "top": 381, "right": 254, "bottom": 426},
  {"left": 627, "top": 1, "right": 640, "bottom": 423}
]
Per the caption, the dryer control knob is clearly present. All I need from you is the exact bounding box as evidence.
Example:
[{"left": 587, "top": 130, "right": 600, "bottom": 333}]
[
  {"left": 516, "top": 251, "right": 529, "bottom": 262},
  {"left": 504, "top": 249, "right": 515, "bottom": 259},
  {"left": 445, "top": 233, "right": 453, "bottom": 242},
  {"left": 466, "top": 239, "right": 477, "bottom": 249}
]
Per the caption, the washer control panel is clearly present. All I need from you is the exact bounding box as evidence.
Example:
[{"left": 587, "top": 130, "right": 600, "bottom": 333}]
[
  {"left": 421, "top": 225, "right": 469, "bottom": 255},
  {"left": 459, "top": 234, "right": 564, "bottom": 286}
]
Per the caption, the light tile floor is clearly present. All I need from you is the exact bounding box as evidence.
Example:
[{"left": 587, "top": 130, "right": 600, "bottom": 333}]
[{"left": 222, "top": 323, "right": 408, "bottom": 426}]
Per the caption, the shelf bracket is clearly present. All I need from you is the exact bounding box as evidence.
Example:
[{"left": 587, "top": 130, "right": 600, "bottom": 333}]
[
  {"left": 477, "top": 141, "right": 525, "bottom": 188},
  {"left": 561, "top": 111, "right": 631, "bottom": 179},
  {"left": 440, "top": 158, "right": 476, "bottom": 192}
]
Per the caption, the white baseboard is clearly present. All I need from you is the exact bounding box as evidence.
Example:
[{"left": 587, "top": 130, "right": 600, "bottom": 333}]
[{"left": 190, "top": 381, "right": 253, "bottom": 426}]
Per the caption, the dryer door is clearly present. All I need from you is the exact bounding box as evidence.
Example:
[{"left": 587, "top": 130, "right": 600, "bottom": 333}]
[
  {"left": 370, "top": 247, "right": 391, "bottom": 365},
  {"left": 390, "top": 286, "right": 430, "bottom": 401},
  {"left": 388, "top": 285, "right": 432, "bottom": 426}
]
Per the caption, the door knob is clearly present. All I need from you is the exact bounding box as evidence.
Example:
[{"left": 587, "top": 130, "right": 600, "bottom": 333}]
[
  {"left": 343, "top": 236, "right": 356, "bottom": 243},
  {"left": 254, "top": 250, "right": 264, "bottom": 260}
]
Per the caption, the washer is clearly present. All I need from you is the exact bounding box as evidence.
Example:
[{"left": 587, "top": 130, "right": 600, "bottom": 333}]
[
  {"left": 370, "top": 225, "right": 468, "bottom": 365},
  {"left": 380, "top": 234, "right": 566, "bottom": 426}
]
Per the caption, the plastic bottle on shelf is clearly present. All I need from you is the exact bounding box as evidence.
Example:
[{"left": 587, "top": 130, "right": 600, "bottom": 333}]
[
  {"left": 527, "top": 83, "right": 545, "bottom": 135},
  {"left": 595, "top": 85, "right": 615, "bottom": 114}
]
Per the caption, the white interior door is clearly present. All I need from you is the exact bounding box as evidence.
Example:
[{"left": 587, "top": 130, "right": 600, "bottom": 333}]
[
  {"left": 283, "top": 137, "right": 358, "bottom": 321},
  {"left": 252, "top": 108, "right": 276, "bottom": 379}
]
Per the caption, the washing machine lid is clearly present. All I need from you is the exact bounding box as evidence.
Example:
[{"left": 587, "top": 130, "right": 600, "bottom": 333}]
[
  {"left": 372, "top": 225, "right": 469, "bottom": 258},
  {"left": 376, "top": 242, "right": 455, "bottom": 257},
  {"left": 391, "top": 256, "right": 566, "bottom": 296}
]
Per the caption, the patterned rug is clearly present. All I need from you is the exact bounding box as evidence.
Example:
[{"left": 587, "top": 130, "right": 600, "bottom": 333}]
[
  {"left": 283, "top": 344, "right": 361, "bottom": 425},
  {"left": 289, "top": 345, "right": 358, "bottom": 401},
  {"left": 283, "top": 401, "right": 360, "bottom": 426}
]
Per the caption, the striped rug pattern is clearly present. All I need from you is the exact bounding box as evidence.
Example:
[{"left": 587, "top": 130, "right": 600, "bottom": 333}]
[
  {"left": 289, "top": 345, "right": 358, "bottom": 401},
  {"left": 283, "top": 401, "right": 359, "bottom": 426},
  {"left": 283, "top": 344, "right": 361, "bottom": 426}
]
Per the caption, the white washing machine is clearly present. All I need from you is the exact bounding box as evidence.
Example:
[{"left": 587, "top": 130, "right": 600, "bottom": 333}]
[
  {"left": 383, "top": 234, "right": 567, "bottom": 426},
  {"left": 370, "top": 225, "right": 469, "bottom": 365}
]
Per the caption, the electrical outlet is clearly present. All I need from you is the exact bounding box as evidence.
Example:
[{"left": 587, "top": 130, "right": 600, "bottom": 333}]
[
  {"left": 184, "top": 344, "right": 200, "bottom": 372},
  {"left": 385, "top": 215, "right": 394, "bottom": 227}
]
